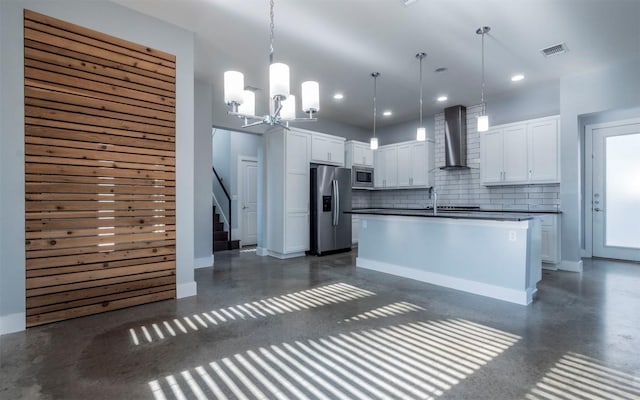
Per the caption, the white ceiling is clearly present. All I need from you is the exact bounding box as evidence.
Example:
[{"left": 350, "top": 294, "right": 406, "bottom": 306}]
[{"left": 114, "top": 0, "right": 640, "bottom": 129}]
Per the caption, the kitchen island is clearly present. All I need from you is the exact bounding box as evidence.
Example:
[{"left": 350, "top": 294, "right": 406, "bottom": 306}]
[{"left": 349, "top": 209, "right": 542, "bottom": 305}]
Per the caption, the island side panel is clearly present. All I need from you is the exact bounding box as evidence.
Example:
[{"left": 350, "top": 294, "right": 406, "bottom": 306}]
[{"left": 356, "top": 214, "right": 538, "bottom": 305}]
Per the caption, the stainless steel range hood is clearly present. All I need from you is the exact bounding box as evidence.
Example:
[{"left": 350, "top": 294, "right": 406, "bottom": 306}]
[{"left": 440, "top": 105, "right": 469, "bottom": 170}]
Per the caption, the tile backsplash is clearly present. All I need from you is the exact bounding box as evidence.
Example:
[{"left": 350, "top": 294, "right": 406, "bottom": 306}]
[{"left": 353, "top": 104, "right": 560, "bottom": 211}]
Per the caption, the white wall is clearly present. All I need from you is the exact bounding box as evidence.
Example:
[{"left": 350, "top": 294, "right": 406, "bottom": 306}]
[
  {"left": 0, "top": 0, "right": 196, "bottom": 334},
  {"left": 194, "top": 80, "right": 213, "bottom": 265}
]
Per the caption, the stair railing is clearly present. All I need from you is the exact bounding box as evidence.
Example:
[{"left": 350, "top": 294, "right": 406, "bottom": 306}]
[{"left": 212, "top": 166, "right": 232, "bottom": 248}]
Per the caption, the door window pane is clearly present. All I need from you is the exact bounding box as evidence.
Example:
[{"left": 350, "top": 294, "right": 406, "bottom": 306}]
[{"left": 605, "top": 133, "right": 640, "bottom": 248}]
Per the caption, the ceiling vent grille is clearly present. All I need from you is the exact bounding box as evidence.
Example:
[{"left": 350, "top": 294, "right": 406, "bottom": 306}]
[{"left": 541, "top": 43, "right": 568, "bottom": 57}]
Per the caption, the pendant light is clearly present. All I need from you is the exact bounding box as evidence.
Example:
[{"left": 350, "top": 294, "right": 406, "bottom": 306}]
[
  {"left": 370, "top": 72, "right": 380, "bottom": 150},
  {"left": 416, "top": 52, "right": 427, "bottom": 141},
  {"left": 476, "top": 26, "right": 490, "bottom": 132}
]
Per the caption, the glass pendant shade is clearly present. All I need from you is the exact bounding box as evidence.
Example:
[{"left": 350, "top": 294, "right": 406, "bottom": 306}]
[
  {"left": 237, "top": 90, "right": 255, "bottom": 115},
  {"left": 301, "top": 81, "right": 320, "bottom": 112},
  {"left": 416, "top": 127, "right": 426, "bottom": 141},
  {"left": 224, "top": 71, "right": 244, "bottom": 105},
  {"left": 269, "top": 63, "right": 290, "bottom": 99},
  {"left": 281, "top": 94, "right": 296, "bottom": 120},
  {"left": 370, "top": 137, "right": 379, "bottom": 150},
  {"left": 477, "top": 114, "right": 489, "bottom": 132}
]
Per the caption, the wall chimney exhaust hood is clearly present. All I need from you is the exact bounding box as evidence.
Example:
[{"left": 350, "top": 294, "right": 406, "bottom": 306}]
[{"left": 440, "top": 105, "right": 469, "bottom": 170}]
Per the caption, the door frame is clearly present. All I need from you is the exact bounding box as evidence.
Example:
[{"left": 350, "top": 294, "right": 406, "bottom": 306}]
[
  {"left": 237, "top": 156, "right": 258, "bottom": 246},
  {"left": 584, "top": 117, "right": 640, "bottom": 258}
]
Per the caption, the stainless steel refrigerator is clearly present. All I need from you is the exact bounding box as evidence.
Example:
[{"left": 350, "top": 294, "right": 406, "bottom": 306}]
[{"left": 310, "top": 165, "right": 352, "bottom": 255}]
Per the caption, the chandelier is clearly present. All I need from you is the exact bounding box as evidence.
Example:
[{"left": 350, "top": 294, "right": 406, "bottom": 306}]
[
  {"left": 223, "top": 0, "right": 319, "bottom": 129},
  {"left": 476, "top": 26, "right": 490, "bottom": 132}
]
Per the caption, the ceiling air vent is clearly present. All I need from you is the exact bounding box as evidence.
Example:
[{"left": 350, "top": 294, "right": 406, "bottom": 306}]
[{"left": 540, "top": 43, "right": 568, "bottom": 57}]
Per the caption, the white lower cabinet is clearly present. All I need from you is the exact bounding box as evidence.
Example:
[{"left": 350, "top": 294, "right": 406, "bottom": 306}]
[
  {"left": 539, "top": 214, "right": 561, "bottom": 265},
  {"left": 352, "top": 216, "right": 359, "bottom": 245}
]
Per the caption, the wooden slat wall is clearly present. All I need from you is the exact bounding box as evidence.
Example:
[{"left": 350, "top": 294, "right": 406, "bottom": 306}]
[{"left": 24, "top": 10, "right": 177, "bottom": 327}]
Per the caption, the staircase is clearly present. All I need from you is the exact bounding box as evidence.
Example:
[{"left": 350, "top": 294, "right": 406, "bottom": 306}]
[{"left": 213, "top": 206, "right": 240, "bottom": 252}]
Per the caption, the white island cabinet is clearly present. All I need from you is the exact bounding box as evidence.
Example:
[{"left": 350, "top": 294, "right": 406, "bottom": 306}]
[{"left": 355, "top": 212, "right": 542, "bottom": 305}]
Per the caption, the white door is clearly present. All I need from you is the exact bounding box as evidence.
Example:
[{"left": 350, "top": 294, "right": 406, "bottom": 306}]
[
  {"left": 240, "top": 159, "right": 258, "bottom": 246},
  {"left": 592, "top": 122, "right": 640, "bottom": 261}
]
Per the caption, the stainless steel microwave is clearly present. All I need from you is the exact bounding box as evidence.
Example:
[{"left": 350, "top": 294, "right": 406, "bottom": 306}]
[{"left": 352, "top": 166, "right": 374, "bottom": 188}]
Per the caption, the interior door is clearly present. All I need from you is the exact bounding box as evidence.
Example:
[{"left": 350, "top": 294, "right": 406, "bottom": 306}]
[
  {"left": 592, "top": 122, "right": 640, "bottom": 261},
  {"left": 240, "top": 159, "right": 258, "bottom": 246}
]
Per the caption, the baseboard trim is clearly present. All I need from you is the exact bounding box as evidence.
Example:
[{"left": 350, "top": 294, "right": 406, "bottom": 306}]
[
  {"left": 1, "top": 312, "right": 26, "bottom": 335},
  {"left": 267, "top": 250, "right": 306, "bottom": 259},
  {"left": 177, "top": 281, "right": 197, "bottom": 298},
  {"left": 256, "top": 247, "right": 269, "bottom": 256},
  {"left": 558, "top": 259, "right": 583, "bottom": 272},
  {"left": 357, "top": 257, "right": 535, "bottom": 305},
  {"left": 194, "top": 255, "right": 214, "bottom": 269}
]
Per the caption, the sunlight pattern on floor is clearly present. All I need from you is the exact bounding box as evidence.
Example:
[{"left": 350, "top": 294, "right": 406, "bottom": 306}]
[
  {"left": 524, "top": 352, "right": 640, "bottom": 400},
  {"left": 148, "top": 318, "right": 521, "bottom": 400},
  {"left": 129, "top": 283, "right": 375, "bottom": 345},
  {"left": 342, "top": 301, "right": 425, "bottom": 323}
]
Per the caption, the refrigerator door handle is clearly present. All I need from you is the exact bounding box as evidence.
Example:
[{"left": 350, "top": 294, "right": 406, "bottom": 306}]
[
  {"left": 335, "top": 180, "right": 340, "bottom": 226},
  {"left": 331, "top": 179, "right": 339, "bottom": 226}
]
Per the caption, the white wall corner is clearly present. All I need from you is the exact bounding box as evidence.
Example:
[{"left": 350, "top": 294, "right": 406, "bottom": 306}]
[
  {"left": 177, "top": 281, "right": 197, "bottom": 298},
  {"left": 194, "top": 255, "right": 214, "bottom": 269},
  {"left": 558, "top": 259, "right": 583, "bottom": 272},
  {"left": 0, "top": 312, "right": 26, "bottom": 335},
  {"left": 256, "top": 247, "right": 269, "bottom": 256}
]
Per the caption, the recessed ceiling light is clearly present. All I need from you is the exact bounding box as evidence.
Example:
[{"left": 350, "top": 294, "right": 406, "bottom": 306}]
[
  {"left": 437, "top": 95, "right": 448, "bottom": 102},
  {"left": 511, "top": 74, "right": 525, "bottom": 82},
  {"left": 333, "top": 93, "right": 344, "bottom": 100},
  {"left": 434, "top": 67, "right": 448, "bottom": 73},
  {"left": 382, "top": 110, "right": 392, "bottom": 117}
]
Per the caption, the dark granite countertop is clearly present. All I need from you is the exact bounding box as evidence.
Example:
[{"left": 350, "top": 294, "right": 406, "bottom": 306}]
[{"left": 347, "top": 208, "right": 551, "bottom": 222}]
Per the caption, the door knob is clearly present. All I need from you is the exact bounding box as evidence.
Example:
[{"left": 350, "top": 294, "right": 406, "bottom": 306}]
[{"left": 594, "top": 208, "right": 601, "bottom": 212}]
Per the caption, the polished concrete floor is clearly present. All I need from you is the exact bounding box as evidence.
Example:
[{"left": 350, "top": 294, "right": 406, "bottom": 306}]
[{"left": 1, "top": 249, "right": 640, "bottom": 400}]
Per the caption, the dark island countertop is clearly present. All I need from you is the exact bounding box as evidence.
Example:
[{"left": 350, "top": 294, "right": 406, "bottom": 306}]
[{"left": 347, "top": 208, "right": 560, "bottom": 222}]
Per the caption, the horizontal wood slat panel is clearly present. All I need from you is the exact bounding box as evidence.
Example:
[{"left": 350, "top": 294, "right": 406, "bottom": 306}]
[
  {"left": 26, "top": 93, "right": 175, "bottom": 127},
  {"left": 24, "top": 48, "right": 176, "bottom": 93},
  {"left": 27, "top": 283, "right": 176, "bottom": 316},
  {"left": 25, "top": 10, "right": 176, "bottom": 327},
  {"left": 25, "top": 57, "right": 175, "bottom": 99},
  {"left": 26, "top": 122, "right": 175, "bottom": 151},
  {"left": 26, "top": 241, "right": 176, "bottom": 260},
  {"left": 27, "top": 254, "right": 176, "bottom": 277},
  {"left": 27, "top": 247, "right": 176, "bottom": 270},
  {"left": 24, "top": 26, "right": 176, "bottom": 78},
  {"left": 26, "top": 290, "right": 176, "bottom": 327},
  {"left": 25, "top": 10, "right": 175, "bottom": 61}
]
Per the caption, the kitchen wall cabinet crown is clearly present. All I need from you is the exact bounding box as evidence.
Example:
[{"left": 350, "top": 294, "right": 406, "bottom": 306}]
[
  {"left": 345, "top": 140, "right": 374, "bottom": 167},
  {"left": 375, "top": 139, "right": 434, "bottom": 189},
  {"left": 310, "top": 131, "right": 345, "bottom": 166},
  {"left": 264, "top": 127, "right": 311, "bottom": 258},
  {"left": 481, "top": 115, "right": 560, "bottom": 186}
]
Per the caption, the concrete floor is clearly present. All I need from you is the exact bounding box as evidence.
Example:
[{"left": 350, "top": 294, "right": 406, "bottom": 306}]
[{"left": 1, "top": 249, "right": 640, "bottom": 400}]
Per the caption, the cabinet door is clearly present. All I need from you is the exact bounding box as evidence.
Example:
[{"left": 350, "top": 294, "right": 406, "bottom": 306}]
[
  {"left": 411, "top": 142, "right": 427, "bottom": 186},
  {"left": 374, "top": 149, "right": 385, "bottom": 188},
  {"left": 383, "top": 147, "right": 398, "bottom": 187},
  {"left": 396, "top": 144, "right": 412, "bottom": 187},
  {"left": 311, "top": 135, "right": 329, "bottom": 162},
  {"left": 481, "top": 129, "right": 504, "bottom": 184},
  {"left": 286, "top": 131, "right": 310, "bottom": 252},
  {"left": 528, "top": 118, "right": 559, "bottom": 183},
  {"left": 327, "top": 138, "right": 345, "bottom": 165},
  {"left": 361, "top": 145, "right": 374, "bottom": 167},
  {"left": 503, "top": 125, "right": 529, "bottom": 183}
]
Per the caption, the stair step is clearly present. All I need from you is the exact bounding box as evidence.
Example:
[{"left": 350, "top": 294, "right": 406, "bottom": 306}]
[
  {"left": 214, "top": 222, "right": 224, "bottom": 231},
  {"left": 214, "top": 231, "right": 228, "bottom": 241},
  {"left": 214, "top": 241, "right": 229, "bottom": 251},
  {"left": 229, "top": 240, "right": 240, "bottom": 250},
  {"left": 213, "top": 213, "right": 220, "bottom": 224}
]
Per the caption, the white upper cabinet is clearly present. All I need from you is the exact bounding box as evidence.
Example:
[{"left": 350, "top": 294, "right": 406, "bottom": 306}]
[
  {"left": 310, "top": 131, "right": 345, "bottom": 166},
  {"left": 374, "top": 140, "right": 434, "bottom": 189},
  {"left": 481, "top": 115, "right": 560, "bottom": 186},
  {"left": 528, "top": 118, "right": 559, "bottom": 183},
  {"left": 345, "top": 140, "right": 374, "bottom": 167}
]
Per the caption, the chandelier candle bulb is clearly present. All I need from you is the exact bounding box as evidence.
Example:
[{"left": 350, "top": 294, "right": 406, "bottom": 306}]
[
  {"left": 223, "top": 71, "right": 244, "bottom": 105},
  {"left": 370, "top": 137, "right": 379, "bottom": 150},
  {"left": 281, "top": 94, "right": 296, "bottom": 120},
  {"left": 301, "top": 81, "right": 320, "bottom": 113},
  {"left": 269, "top": 63, "right": 290, "bottom": 99},
  {"left": 477, "top": 114, "right": 489, "bottom": 132},
  {"left": 237, "top": 90, "right": 255, "bottom": 116},
  {"left": 416, "top": 127, "right": 426, "bottom": 141}
]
